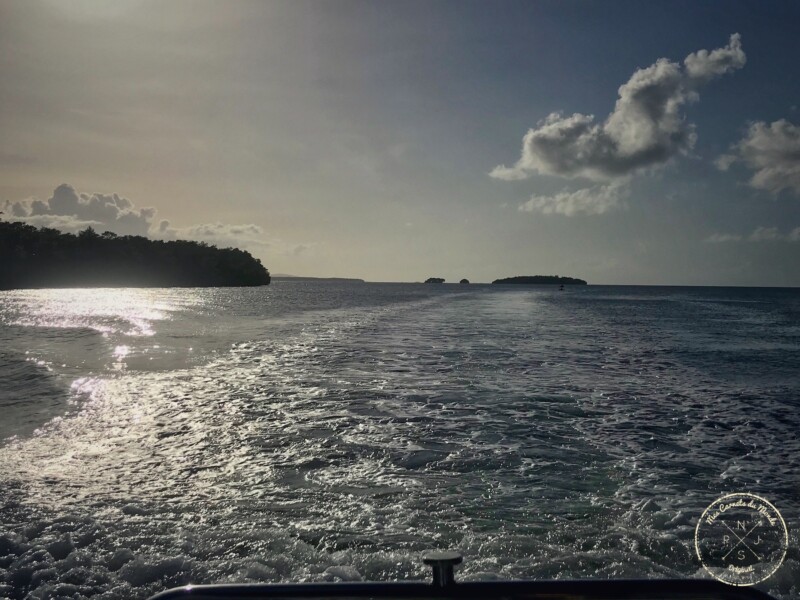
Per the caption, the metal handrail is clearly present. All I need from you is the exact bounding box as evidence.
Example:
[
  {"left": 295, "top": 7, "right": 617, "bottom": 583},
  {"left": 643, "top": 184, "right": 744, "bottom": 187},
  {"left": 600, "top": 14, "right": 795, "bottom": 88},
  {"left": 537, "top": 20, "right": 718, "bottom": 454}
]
[
  {"left": 149, "top": 579, "right": 778, "bottom": 600},
  {"left": 149, "top": 551, "right": 778, "bottom": 600}
]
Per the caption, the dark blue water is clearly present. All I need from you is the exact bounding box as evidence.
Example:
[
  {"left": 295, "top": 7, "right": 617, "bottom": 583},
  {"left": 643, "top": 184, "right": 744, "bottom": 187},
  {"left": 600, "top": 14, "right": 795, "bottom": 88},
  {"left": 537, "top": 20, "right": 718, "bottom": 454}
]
[{"left": 0, "top": 283, "right": 798, "bottom": 598}]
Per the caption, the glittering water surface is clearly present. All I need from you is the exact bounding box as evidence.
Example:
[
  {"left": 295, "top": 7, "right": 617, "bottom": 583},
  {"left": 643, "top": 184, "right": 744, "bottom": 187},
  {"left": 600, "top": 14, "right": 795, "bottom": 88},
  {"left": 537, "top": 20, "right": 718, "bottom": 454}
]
[{"left": 1, "top": 282, "right": 798, "bottom": 599}]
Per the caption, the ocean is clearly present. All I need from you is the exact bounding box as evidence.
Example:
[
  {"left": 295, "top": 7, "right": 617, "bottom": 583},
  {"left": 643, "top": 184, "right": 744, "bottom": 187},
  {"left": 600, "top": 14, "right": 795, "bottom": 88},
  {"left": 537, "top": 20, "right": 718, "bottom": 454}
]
[{"left": 0, "top": 281, "right": 798, "bottom": 599}]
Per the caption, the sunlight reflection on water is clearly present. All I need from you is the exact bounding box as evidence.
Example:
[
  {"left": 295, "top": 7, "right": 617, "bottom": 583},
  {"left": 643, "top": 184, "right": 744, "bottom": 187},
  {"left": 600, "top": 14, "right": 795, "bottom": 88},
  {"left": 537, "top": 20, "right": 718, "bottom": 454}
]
[
  {"left": 0, "top": 284, "right": 798, "bottom": 599},
  {"left": 3, "top": 288, "right": 180, "bottom": 336}
]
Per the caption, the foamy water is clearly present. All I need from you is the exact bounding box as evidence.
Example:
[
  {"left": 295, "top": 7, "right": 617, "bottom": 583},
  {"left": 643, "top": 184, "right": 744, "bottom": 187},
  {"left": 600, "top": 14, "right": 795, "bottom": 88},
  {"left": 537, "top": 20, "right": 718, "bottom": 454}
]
[{"left": 1, "top": 282, "right": 798, "bottom": 599}]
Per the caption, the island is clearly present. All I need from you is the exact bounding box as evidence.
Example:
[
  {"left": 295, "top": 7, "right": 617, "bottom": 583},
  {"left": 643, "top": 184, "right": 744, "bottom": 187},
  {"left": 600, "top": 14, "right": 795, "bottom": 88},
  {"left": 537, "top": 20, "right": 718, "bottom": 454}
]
[
  {"left": 0, "top": 221, "right": 271, "bottom": 289},
  {"left": 272, "top": 276, "right": 365, "bottom": 283},
  {"left": 459, "top": 279, "right": 470, "bottom": 284},
  {"left": 492, "top": 275, "right": 587, "bottom": 285},
  {"left": 424, "top": 277, "right": 445, "bottom": 284}
]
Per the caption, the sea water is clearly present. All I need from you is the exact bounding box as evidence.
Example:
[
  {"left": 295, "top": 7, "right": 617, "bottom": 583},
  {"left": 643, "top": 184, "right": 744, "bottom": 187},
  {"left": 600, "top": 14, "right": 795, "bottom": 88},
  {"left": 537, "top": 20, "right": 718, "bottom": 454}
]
[{"left": 0, "top": 281, "right": 798, "bottom": 599}]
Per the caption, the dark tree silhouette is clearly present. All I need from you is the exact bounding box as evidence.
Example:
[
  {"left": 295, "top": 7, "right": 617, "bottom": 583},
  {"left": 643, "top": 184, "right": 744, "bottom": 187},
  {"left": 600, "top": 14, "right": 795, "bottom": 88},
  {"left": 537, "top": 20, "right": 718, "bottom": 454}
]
[{"left": 0, "top": 221, "right": 270, "bottom": 289}]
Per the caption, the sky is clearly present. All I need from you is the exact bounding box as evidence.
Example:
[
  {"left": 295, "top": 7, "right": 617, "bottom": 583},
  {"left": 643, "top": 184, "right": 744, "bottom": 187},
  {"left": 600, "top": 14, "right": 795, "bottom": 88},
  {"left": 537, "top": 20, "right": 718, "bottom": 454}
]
[{"left": 1, "top": 0, "right": 799, "bottom": 286}]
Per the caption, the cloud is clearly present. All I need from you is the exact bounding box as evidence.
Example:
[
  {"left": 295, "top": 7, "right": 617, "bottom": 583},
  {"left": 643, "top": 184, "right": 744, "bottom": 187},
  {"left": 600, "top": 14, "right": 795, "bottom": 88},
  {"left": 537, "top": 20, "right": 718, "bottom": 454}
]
[
  {"left": 714, "top": 154, "right": 737, "bottom": 172},
  {"left": 5, "top": 183, "right": 154, "bottom": 236},
  {"left": 748, "top": 226, "right": 782, "bottom": 242},
  {"left": 705, "top": 232, "right": 742, "bottom": 243},
  {"left": 519, "top": 182, "right": 627, "bottom": 216},
  {"left": 683, "top": 33, "right": 746, "bottom": 83},
  {"left": 157, "top": 220, "right": 269, "bottom": 249},
  {"left": 717, "top": 119, "right": 800, "bottom": 195},
  {"left": 705, "top": 226, "right": 800, "bottom": 243},
  {"left": 491, "top": 34, "right": 745, "bottom": 202},
  {"left": 290, "top": 243, "right": 312, "bottom": 256},
  {"left": 7, "top": 214, "right": 104, "bottom": 234},
  {"left": 3, "top": 184, "right": 270, "bottom": 251}
]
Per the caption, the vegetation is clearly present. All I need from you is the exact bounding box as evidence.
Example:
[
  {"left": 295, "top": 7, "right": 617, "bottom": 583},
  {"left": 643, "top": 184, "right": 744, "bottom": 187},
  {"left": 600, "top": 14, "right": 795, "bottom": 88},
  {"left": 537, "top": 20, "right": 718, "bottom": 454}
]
[
  {"left": 424, "top": 277, "right": 445, "bottom": 284},
  {"left": 492, "top": 275, "right": 587, "bottom": 285},
  {"left": 0, "top": 221, "right": 270, "bottom": 289},
  {"left": 459, "top": 279, "right": 470, "bottom": 284}
]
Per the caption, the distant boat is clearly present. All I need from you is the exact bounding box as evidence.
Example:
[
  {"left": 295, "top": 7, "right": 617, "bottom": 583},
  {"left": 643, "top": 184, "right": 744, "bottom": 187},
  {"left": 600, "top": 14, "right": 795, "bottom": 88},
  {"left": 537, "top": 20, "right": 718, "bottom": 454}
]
[{"left": 559, "top": 284, "right": 564, "bottom": 291}]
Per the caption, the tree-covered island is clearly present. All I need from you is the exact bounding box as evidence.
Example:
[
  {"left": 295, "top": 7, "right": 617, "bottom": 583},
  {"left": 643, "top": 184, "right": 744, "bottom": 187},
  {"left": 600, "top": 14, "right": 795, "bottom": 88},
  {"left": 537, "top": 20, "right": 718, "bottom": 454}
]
[
  {"left": 492, "top": 275, "right": 587, "bottom": 285},
  {"left": 0, "top": 221, "right": 270, "bottom": 289}
]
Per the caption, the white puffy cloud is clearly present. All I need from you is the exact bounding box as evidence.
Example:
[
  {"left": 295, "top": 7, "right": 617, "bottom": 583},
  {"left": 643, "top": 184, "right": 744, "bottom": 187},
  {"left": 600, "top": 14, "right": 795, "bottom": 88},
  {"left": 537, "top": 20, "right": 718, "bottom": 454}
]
[
  {"left": 5, "top": 183, "right": 154, "bottom": 236},
  {"left": 705, "top": 226, "right": 800, "bottom": 243},
  {"left": 519, "top": 182, "right": 627, "bottom": 216},
  {"left": 492, "top": 35, "right": 744, "bottom": 183},
  {"left": 683, "top": 33, "right": 746, "bottom": 83},
  {"left": 3, "top": 184, "right": 271, "bottom": 252},
  {"left": 717, "top": 119, "right": 800, "bottom": 196}
]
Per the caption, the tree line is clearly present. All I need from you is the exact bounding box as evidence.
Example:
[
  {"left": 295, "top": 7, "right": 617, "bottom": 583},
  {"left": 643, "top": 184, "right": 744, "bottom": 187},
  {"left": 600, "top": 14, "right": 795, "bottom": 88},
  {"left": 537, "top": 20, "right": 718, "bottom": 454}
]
[{"left": 0, "top": 221, "right": 270, "bottom": 289}]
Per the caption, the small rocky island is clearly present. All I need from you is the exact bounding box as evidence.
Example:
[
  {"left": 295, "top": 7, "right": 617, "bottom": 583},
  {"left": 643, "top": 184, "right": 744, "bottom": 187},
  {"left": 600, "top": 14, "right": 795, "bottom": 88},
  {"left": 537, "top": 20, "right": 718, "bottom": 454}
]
[
  {"left": 459, "top": 279, "right": 469, "bottom": 284},
  {"left": 424, "top": 277, "right": 445, "bottom": 284},
  {"left": 0, "top": 221, "right": 270, "bottom": 289},
  {"left": 492, "top": 275, "right": 587, "bottom": 285}
]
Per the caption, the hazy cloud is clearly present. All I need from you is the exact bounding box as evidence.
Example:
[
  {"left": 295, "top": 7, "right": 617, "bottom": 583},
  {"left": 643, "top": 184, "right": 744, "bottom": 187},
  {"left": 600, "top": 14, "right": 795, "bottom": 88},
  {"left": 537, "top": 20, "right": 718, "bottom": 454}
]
[
  {"left": 718, "top": 119, "right": 800, "bottom": 195},
  {"left": 705, "top": 232, "right": 743, "bottom": 243},
  {"left": 157, "top": 221, "right": 269, "bottom": 249},
  {"left": 705, "top": 226, "right": 800, "bottom": 243},
  {"left": 748, "top": 226, "right": 782, "bottom": 242},
  {"left": 714, "top": 154, "right": 737, "bottom": 171},
  {"left": 8, "top": 214, "right": 104, "bottom": 234},
  {"left": 519, "top": 183, "right": 627, "bottom": 216},
  {"left": 492, "top": 34, "right": 745, "bottom": 184}
]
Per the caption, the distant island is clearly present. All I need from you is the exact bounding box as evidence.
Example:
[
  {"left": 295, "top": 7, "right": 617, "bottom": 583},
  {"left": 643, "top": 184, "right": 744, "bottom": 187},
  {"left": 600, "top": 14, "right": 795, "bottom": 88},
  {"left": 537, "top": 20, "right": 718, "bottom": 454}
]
[
  {"left": 0, "top": 221, "right": 270, "bottom": 289},
  {"left": 459, "top": 278, "right": 469, "bottom": 284},
  {"left": 272, "top": 275, "right": 365, "bottom": 283},
  {"left": 492, "top": 275, "right": 587, "bottom": 285},
  {"left": 424, "top": 277, "right": 445, "bottom": 284}
]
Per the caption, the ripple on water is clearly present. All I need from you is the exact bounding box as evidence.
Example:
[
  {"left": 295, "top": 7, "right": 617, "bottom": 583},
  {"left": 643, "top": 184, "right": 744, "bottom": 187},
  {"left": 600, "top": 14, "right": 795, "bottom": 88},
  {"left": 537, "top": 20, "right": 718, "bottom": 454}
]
[{"left": 0, "top": 284, "right": 798, "bottom": 599}]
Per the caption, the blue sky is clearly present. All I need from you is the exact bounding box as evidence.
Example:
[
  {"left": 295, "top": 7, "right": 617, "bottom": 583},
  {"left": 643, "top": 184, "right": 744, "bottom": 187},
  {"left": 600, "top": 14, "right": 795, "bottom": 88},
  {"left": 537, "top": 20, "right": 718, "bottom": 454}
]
[{"left": 2, "top": 0, "right": 799, "bottom": 284}]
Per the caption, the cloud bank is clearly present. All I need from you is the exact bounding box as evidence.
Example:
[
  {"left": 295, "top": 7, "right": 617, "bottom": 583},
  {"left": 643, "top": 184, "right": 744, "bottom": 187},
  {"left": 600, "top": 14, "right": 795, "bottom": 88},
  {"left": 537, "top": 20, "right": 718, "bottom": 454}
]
[
  {"left": 3, "top": 184, "right": 268, "bottom": 250},
  {"left": 716, "top": 119, "right": 800, "bottom": 196},
  {"left": 492, "top": 34, "right": 745, "bottom": 215}
]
